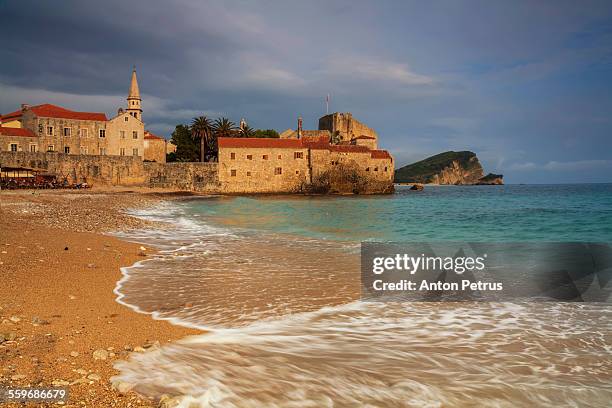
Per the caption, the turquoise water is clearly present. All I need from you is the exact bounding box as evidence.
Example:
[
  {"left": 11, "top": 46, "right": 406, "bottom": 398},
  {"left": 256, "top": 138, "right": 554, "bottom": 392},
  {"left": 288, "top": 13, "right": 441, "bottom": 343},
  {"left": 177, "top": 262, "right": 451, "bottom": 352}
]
[
  {"left": 186, "top": 184, "right": 612, "bottom": 242},
  {"left": 113, "top": 184, "right": 612, "bottom": 407}
]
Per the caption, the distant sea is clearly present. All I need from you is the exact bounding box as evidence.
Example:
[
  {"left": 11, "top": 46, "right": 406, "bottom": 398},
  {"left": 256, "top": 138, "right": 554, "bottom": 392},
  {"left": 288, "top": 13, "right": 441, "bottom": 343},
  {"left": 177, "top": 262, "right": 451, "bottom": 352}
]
[{"left": 112, "top": 184, "right": 612, "bottom": 407}]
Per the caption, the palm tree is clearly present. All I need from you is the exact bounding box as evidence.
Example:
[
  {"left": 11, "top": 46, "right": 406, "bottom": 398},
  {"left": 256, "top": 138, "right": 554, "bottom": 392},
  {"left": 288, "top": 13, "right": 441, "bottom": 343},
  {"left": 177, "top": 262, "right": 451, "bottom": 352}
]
[
  {"left": 213, "top": 117, "right": 237, "bottom": 139},
  {"left": 239, "top": 125, "right": 255, "bottom": 138},
  {"left": 191, "top": 116, "right": 213, "bottom": 162}
]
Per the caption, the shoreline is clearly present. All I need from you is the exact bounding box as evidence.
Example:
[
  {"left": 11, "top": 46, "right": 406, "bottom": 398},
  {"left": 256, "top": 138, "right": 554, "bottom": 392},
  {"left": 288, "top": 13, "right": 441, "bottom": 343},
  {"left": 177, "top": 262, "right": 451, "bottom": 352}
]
[{"left": 0, "top": 188, "right": 200, "bottom": 407}]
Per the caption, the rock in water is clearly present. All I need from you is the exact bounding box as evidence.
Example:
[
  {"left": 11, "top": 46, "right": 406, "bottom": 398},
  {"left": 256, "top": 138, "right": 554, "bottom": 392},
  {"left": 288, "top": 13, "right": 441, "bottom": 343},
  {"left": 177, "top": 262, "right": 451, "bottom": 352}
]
[
  {"left": 395, "top": 151, "right": 487, "bottom": 185},
  {"left": 111, "top": 380, "right": 134, "bottom": 395},
  {"left": 477, "top": 173, "right": 504, "bottom": 185},
  {"left": 159, "top": 395, "right": 181, "bottom": 408},
  {"left": 409, "top": 184, "right": 424, "bottom": 191}
]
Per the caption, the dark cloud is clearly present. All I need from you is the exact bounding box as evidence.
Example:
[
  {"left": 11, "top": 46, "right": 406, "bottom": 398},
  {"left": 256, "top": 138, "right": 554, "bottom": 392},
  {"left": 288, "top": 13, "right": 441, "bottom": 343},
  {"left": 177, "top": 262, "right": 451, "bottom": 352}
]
[{"left": 1, "top": 0, "right": 611, "bottom": 182}]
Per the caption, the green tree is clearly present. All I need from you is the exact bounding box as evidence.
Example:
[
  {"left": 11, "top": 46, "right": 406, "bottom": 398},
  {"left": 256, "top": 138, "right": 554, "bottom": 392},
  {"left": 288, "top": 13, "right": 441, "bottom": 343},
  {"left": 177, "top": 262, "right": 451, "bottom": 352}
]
[
  {"left": 213, "top": 117, "right": 238, "bottom": 138},
  {"left": 169, "top": 124, "right": 199, "bottom": 162},
  {"left": 191, "top": 116, "right": 213, "bottom": 162},
  {"left": 239, "top": 125, "right": 255, "bottom": 138},
  {"left": 252, "top": 129, "right": 279, "bottom": 138}
]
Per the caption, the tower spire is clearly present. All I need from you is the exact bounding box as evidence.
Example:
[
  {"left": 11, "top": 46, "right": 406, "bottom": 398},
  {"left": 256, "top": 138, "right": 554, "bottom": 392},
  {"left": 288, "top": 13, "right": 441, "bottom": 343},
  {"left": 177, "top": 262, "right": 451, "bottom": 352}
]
[{"left": 126, "top": 67, "right": 142, "bottom": 120}]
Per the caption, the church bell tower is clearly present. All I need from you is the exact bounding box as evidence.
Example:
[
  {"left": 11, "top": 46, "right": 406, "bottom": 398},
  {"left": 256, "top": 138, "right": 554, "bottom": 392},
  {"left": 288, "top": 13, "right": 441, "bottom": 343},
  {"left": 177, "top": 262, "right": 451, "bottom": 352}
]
[{"left": 126, "top": 67, "right": 142, "bottom": 120}]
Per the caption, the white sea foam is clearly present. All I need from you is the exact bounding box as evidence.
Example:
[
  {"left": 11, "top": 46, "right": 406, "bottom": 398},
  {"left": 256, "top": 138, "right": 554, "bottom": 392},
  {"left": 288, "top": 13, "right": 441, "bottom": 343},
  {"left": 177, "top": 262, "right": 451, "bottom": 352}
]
[{"left": 111, "top": 200, "right": 612, "bottom": 407}]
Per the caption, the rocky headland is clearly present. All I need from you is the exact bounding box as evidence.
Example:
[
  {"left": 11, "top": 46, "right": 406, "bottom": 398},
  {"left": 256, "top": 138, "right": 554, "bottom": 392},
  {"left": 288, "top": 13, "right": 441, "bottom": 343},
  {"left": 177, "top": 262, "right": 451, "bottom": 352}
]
[{"left": 394, "top": 151, "right": 503, "bottom": 185}]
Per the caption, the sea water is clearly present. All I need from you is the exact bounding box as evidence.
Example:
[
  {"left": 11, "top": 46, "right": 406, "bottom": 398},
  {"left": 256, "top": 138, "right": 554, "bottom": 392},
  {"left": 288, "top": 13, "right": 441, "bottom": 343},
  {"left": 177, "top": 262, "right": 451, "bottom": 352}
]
[{"left": 112, "top": 185, "right": 612, "bottom": 407}]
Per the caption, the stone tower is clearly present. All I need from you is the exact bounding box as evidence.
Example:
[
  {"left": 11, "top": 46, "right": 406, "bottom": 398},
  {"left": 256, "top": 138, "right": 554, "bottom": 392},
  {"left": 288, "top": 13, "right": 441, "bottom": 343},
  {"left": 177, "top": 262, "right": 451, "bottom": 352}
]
[{"left": 126, "top": 67, "right": 142, "bottom": 120}]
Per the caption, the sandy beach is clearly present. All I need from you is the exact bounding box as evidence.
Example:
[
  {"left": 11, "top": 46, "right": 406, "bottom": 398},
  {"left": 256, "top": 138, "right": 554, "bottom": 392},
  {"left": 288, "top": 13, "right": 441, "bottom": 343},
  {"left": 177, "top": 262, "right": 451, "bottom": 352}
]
[{"left": 0, "top": 188, "right": 200, "bottom": 407}]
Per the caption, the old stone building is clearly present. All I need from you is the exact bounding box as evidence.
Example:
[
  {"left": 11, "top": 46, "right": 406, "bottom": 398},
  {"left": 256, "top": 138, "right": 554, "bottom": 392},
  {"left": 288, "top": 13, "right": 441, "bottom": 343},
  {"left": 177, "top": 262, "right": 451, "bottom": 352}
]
[
  {"left": 0, "top": 68, "right": 167, "bottom": 160},
  {"left": 144, "top": 131, "right": 168, "bottom": 163},
  {"left": 219, "top": 121, "right": 394, "bottom": 194},
  {"left": 280, "top": 112, "right": 379, "bottom": 150},
  {"left": 0, "top": 126, "right": 38, "bottom": 153},
  {"left": 319, "top": 112, "right": 378, "bottom": 146}
]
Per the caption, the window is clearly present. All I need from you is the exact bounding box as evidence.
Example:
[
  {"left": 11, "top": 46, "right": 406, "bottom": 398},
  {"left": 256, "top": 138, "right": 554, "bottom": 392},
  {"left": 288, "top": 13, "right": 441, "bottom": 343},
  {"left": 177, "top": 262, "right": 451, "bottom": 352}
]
[
  {"left": 47, "top": 145, "right": 54, "bottom": 152},
  {"left": 294, "top": 152, "right": 303, "bottom": 159},
  {"left": 296, "top": 170, "right": 300, "bottom": 175},
  {"left": 81, "top": 128, "right": 88, "bottom": 137},
  {"left": 125, "top": 117, "right": 129, "bottom": 122},
  {"left": 246, "top": 171, "right": 252, "bottom": 177},
  {"left": 120, "top": 148, "right": 125, "bottom": 156},
  {"left": 99, "top": 147, "right": 106, "bottom": 155},
  {"left": 132, "top": 131, "right": 138, "bottom": 139},
  {"left": 374, "top": 167, "right": 378, "bottom": 172},
  {"left": 38, "top": 124, "right": 43, "bottom": 133},
  {"left": 274, "top": 167, "right": 282, "bottom": 175},
  {"left": 10, "top": 143, "right": 18, "bottom": 152},
  {"left": 30, "top": 144, "right": 37, "bottom": 152},
  {"left": 278, "top": 154, "right": 282, "bottom": 159},
  {"left": 230, "top": 169, "right": 237, "bottom": 177},
  {"left": 133, "top": 148, "right": 139, "bottom": 156},
  {"left": 120, "top": 131, "right": 125, "bottom": 139},
  {"left": 99, "top": 129, "right": 106, "bottom": 138},
  {"left": 63, "top": 127, "right": 71, "bottom": 136},
  {"left": 64, "top": 146, "right": 70, "bottom": 154},
  {"left": 247, "top": 154, "right": 252, "bottom": 160},
  {"left": 230, "top": 152, "right": 236, "bottom": 160},
  {"left": 384, "top": 167, "right": 388, "bottom": 172},
  {"left": 47, "top": 126, "right": 53, "bottom": 135},
  {"left": 365, "top": 167, "right": 370, "bottom": 172},
  {"left": 262, "top": 154, "right": 268, "bottom": 160}
]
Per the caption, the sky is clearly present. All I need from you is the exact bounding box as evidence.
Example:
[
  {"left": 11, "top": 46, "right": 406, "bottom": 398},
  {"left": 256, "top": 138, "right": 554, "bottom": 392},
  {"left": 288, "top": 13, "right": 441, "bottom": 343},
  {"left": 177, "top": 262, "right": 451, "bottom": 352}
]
[{"left": 1, "top": 0, "right": 611, "bottom": 183}]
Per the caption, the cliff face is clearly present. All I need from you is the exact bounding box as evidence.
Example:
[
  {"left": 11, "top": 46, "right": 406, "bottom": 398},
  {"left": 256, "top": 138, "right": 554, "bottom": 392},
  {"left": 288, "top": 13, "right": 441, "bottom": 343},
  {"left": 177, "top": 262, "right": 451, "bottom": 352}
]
[{"left": 395, "top": 151, "right": 486, "bottom": 185}]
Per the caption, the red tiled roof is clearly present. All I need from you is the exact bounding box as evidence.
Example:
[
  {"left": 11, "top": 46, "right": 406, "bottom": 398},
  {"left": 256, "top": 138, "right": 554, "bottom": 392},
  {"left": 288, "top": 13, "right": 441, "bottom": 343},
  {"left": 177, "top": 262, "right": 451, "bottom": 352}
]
[
  {"left": 301, "top": 135, "right": 330, "bottom": 149},
  {"left": 0, "top": 127, "right": 37, "bottom": 138},
  {"left": 218, "top": 136, "right": 393, "bottom": 160},
  {"left": 29, "top": 104, "right": 108, "bottom": 121},
  {"left": 371, "top": 150, "right": 392, "bottom": 159},
  {"left": 2, "top": 104, "right": 107, "bottom": 121},
  {"left": 144, "top": 130, "right": 165, "bottom": 140},
  {"left": 218, "top": 137, "right": 303, "bottom": 148},
  {"left": 1, "top": 109, "right": 22, "bottom": 121}
]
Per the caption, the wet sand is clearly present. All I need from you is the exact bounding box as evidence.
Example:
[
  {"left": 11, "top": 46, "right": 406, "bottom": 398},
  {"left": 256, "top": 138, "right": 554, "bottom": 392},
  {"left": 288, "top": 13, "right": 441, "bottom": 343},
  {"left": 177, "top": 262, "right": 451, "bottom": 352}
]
[{"left": 0, "top": 189, "right": 200, "bottom": 407}]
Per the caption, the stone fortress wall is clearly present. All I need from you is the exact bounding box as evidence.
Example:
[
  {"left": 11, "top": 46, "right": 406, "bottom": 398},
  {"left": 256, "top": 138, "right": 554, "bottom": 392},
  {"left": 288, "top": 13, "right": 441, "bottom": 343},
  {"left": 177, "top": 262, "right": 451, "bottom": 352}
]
[
  {"left": 0, "top": 151, "right": 146, "bottom": 186},
  {"left": 318, "top": 112, "right": 378, "bottom": 145},
  {"left": 144, "top": 161, "right": 219, "bottom": 192},
  {"left": 0, "top": 151, "right": 219, "bottom": 190}
]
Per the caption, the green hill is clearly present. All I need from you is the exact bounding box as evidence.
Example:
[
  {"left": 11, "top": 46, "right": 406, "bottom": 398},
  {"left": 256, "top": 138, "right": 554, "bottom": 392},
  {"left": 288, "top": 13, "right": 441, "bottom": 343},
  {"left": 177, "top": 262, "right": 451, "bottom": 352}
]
[{"left": 395, "top": 151, "right": 484, "bottom": 184}]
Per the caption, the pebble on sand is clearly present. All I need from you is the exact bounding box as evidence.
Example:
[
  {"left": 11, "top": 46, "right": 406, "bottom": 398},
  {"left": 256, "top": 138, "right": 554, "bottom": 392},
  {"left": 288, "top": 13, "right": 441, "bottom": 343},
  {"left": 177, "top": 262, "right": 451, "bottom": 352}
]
[
  {"left": 111, "top": 380, "right": 134, "bottom": 395},
  {"left": 92, "top": 349, "right": 108, "bottom": 360}
]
